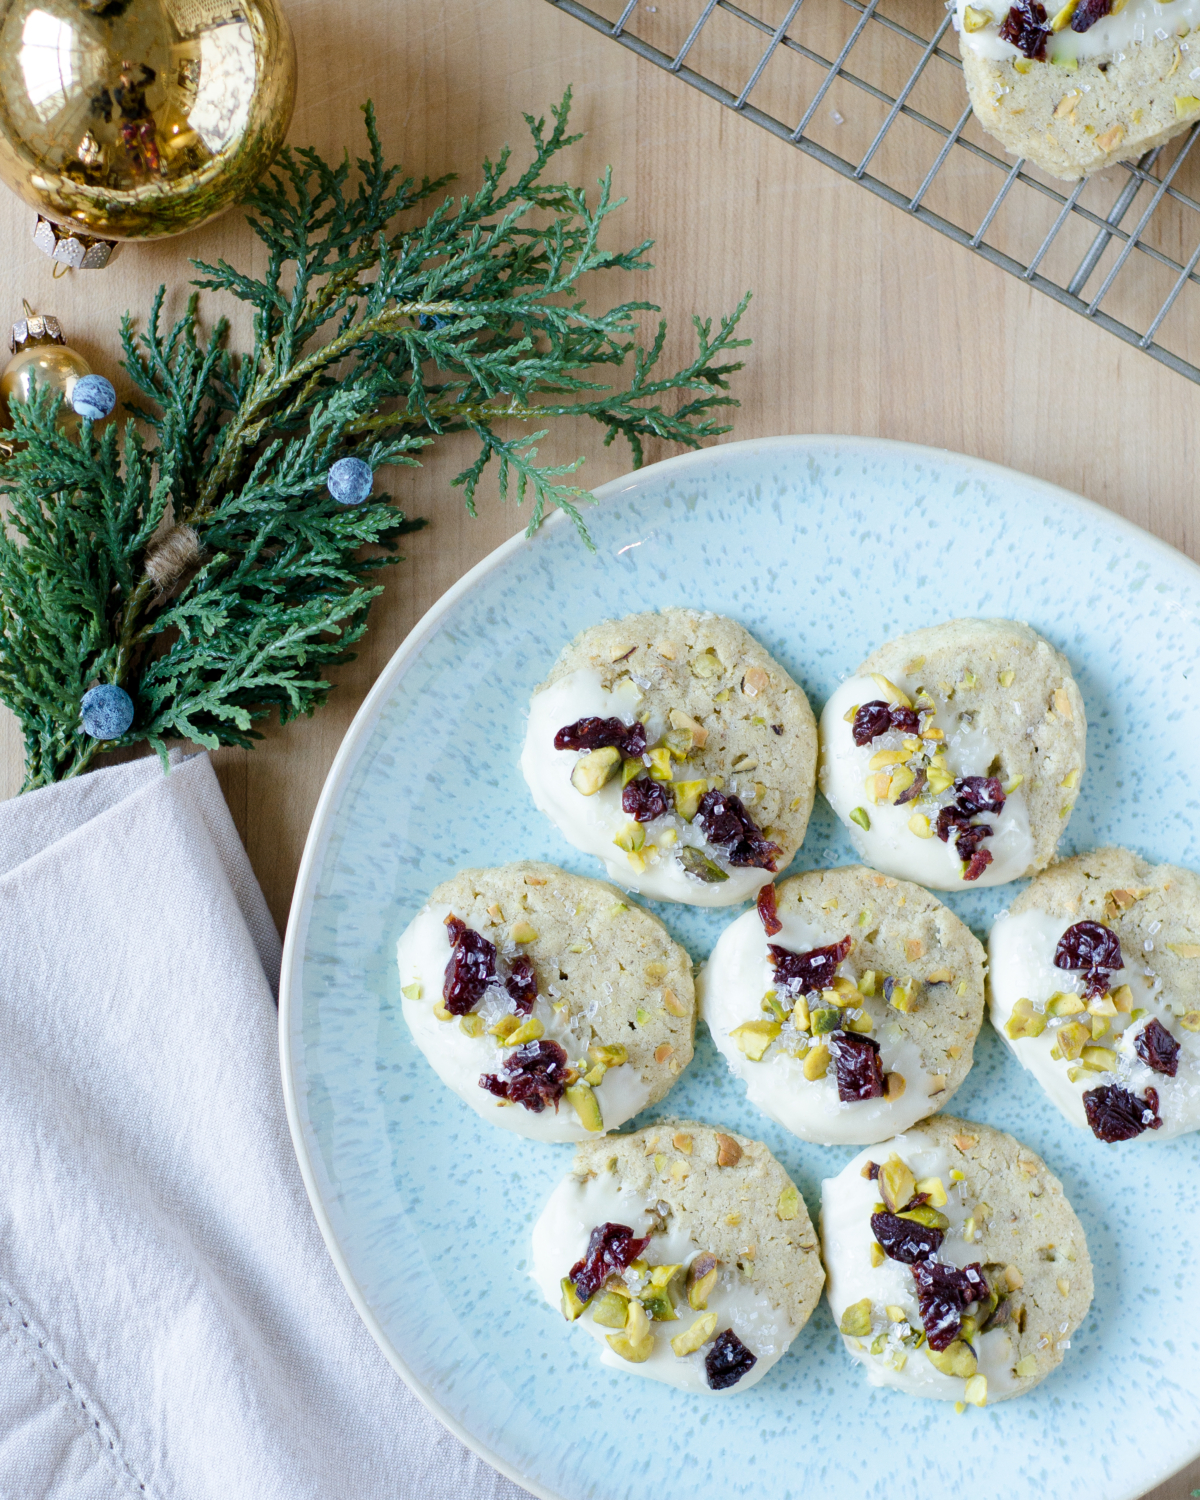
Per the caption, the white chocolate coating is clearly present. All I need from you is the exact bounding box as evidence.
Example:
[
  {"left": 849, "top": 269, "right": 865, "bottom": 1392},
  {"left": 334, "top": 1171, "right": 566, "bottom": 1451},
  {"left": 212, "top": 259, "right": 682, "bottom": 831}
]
[
  {"left": 818, "top": 676, "right": 1034, "bottom": 890},
  {"left": 820, "top": 1140, "right": 1020, "bottom": 1401},
  {"left": 700, "top": 907, "right": 937, "bottom": 1145},
  {"left": 521, "top": 669, "right": 770, "bottom": 907},
  {"left": 954, "top": 0, "right": 1200, "bottom": 64},
  {"left": 988, "top": 908, "right": 1200, "bottom": 1140},
  {"left": 397, "top": 904, "right": 651, "bottom": 1140},
  {"left": 531, "top": 1170, "right": 797, "bottom": 1393}
]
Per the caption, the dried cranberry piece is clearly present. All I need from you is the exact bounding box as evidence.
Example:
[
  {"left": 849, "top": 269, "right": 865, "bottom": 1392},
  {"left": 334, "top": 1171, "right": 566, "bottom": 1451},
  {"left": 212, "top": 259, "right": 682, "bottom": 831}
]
[
  {"left": 852, "top": 701, "right": 893, "bottom": 746},
  {"left": 621, "top": 776, "right": 670, "bottom": 823},
  {"left": 568, "top": 1221, "right": 651, "bottom": 1304},
  {"left": 768, "top": 935, "right": 852, "bottom": 995},
  {"left": 866, "top": 1161, "right": 881, "bottom": 1180},
  {"left": 1082, "top": 1082, "right": 1163, "bottom": 1141},
  {"left": 998, "top": 0, "right": 1050, "bottom": 57},
  {"left": 911, "top": 1261, "right": 988, "bottom": 1351},
  {"left": 870, "top": 1211, "right": 945, "bottom": 1264},
  {"left": 963, "top": 848, "right": 994, "bottom": 882},
  {"left": 1135, "top": 1017, "right": 1180, "bottom": 1077},
  {"left": 935, "top": 807, "right": 973, "bottom": 844},
  {"left": 1071, "top": 0, "right": 1111, "bottom": 29},
  {"left": 695, "top": 789, "right": 781, "bottom": 870},
  {"left": 505, "top": 955, "right": 538, "bottom": 1016},
  {"left": 443, "top": 914, "right": 497, "bottom": 1015},
  {"left": 954, "top": 822, "right": 992, "bottom": 860},
  {"left": 1054, "top": 920, "right": 1122, "bottom": 998},
  {"left": 890, "top": 705, "right": 920, "bottom": 736},
  {"left": 954, "top": 776, "right": 1006, "bottom": 816},
  {"left": 479, "top": 1039, "right": 569, "bottom": 1114},
  {"left": 829, "top": 1030, "right": 886, "bottom": 1102},
  {"left": 757, "top": 882, "right": 782, "bottom": 937},
  {"left": 553, "top": 716, "right": 647, "bottom": 758},
  {"left": 704, "top": 1329, "right": 758, "bottom": 1390}
]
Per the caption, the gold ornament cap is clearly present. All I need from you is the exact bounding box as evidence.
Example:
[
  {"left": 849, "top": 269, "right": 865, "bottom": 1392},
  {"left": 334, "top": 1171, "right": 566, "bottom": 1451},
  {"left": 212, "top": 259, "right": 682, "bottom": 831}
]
[
  {"left": 10, "top": 302, "right": 66, "bottom": 355},
  {"left": 32, "top": 216, "right": 119, "bottom": 271}
]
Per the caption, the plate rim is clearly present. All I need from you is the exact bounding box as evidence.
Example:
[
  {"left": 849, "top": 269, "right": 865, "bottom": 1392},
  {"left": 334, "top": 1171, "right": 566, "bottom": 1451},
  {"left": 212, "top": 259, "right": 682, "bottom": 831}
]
[{"left": 278, "top": 433, "right": 1200, "bottom": 1500}]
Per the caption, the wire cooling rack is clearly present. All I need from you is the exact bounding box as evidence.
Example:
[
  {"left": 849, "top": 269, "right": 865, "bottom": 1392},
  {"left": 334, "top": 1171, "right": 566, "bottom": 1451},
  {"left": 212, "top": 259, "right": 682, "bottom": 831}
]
[{"left": 547, "top": 0, "right": 1200, "bottom": 382}]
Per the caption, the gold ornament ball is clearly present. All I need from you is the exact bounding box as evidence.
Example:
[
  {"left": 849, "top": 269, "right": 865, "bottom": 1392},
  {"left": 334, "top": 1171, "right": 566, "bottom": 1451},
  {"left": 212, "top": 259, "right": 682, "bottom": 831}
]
[
  {"left": 0, "top": 311, "right": 90, "bottom": 432},
  {"left": 0, "top": 0, "right": 296, "bottom": 244}
]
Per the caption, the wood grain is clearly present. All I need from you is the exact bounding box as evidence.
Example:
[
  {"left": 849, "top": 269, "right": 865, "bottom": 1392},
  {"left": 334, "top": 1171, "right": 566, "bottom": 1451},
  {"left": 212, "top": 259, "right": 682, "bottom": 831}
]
[{"left": 0, "top": 5, "right": 1195, "bottom": 1492}]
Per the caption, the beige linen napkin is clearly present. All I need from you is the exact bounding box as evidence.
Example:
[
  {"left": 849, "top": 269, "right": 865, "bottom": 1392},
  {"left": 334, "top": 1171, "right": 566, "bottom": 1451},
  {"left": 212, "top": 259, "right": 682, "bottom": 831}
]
[{"left": 0, "top": 751, "right": 529, "bottom": 1500}]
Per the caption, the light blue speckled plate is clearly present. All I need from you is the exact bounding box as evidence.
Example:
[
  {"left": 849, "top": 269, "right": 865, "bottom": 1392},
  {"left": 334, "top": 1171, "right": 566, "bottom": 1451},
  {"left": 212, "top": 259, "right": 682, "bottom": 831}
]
[{"left": 280, "top": 437, "right": 1200, "bottom": 1500}]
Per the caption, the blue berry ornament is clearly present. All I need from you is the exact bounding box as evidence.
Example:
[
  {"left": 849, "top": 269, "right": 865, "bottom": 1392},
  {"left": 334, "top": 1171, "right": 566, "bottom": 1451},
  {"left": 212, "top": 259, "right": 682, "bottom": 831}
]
[
  {"left": 71, "top": 374, "right": 117, "bottom": 421},
  {"left": 80, "top": 684, "right": 134, "bottom": 740},
  {"left": 326, "top": 456, "right": 373, "bottom": 506}
]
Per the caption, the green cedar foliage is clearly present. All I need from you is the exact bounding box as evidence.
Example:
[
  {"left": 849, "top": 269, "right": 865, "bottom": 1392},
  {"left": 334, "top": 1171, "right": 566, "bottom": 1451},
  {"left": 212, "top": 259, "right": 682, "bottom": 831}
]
[{"left": 0, "top": 91, "right": 749, "bottom": 789}]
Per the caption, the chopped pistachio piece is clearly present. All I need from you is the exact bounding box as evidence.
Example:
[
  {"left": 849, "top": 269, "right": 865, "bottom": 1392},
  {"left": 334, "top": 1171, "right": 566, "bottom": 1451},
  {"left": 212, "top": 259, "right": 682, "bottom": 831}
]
[
  {"left": 490, "top": 1014, "right": 521, "bottom": 1040},
  {"left": 898, "top": 1204, "right": 950, "bottom": 1230},
  {"left": 677, "top": 845, "right": 728, "bottom": 882},
  {"left": 729, "top": 1019, "right": 782, "bottom": 1060},
  {"left": 908, "top": 813, "right": 934, "bottom": 839},
  {"left": 1005, "top": 998, "right": 1047, "bottom": 1040},
  {"left": 1110, "top": 984, "right": 1134, "bottom": 1013},
  {"left": 810, "top": 1007, "right": 841, "bottom": 1036},
  {"left": 433, "top": 998, "right": 454, "bottom": 1022},
  {"left": 870, "top": 674, "right": 912, "bottom": 708},
  {"left": 672, "top": 779, "right": 708, "bottom": 821},
  {"left": 925, "top": 1339, "right": 977, "bottom": 1378},
  {"left": 1046, "top": 991, "right": 1085, "bottom": 1016},
  {"left": 640, "top": 1289, "right": 678, "bottom": 1322},
  {"left": 963, "top": 7, "right": 993, "bottom": 31},
  {"left": 879, "top": 1155, "right": 917, "bottom": 1215},
  {"left": 565, "top": 1080, "right": 603, "bottom": 1132},
  {"left": 401, "top": 981, "right": 422, "bottom": 1000},
  {"left": 839, "top": 1298, "right": 873, "bottom": 1337},
  {"left": 606, "top": 1298, "right": 655, "bottom": 1362},
  {"left": 858, "top": 970, "right": 878, "bottom": 998},
  {"left": 963, "top": 1374, "right": 988, "bottom": 1407},
  {"left": 1181, "top": 1010, "right": 1200, "bottom": 1032},
  {"left": 777, "top": 1184, "right": 800, "bottom": 1221},
  {"left": 503, "top": 1016, "right": 545, "bottom": 1047},
  {"left": 803, "top": 1042, "right": 830, "bottom": 1080},
  {"left": 671, "top": 1312, "right": 719, "bottom": 1357},
  {"left": 662, "top": 987, "right": 687, "bottom": 1017},
  {"left": 560, "top": 1277, "right": 588, "bottom": 1321},
  {"left": 1056, "top": 1020, "right": 1090, "bottom": 1060},
  {"left": 1014, "top": 1354, "right": 1038, "bottom": 1378},
  {"left": 459, "top": 1013, "right": 484, "bottom": 1037},
  {"left": 571, "top": 745, "right": 621, "bottom": 795},
  {"left": 620, "top": 756, "right": 643, "bottom": 788},
  {"left": 687, "top": 1254, "right": 720, "bottom": 1310},
  {"left": 645, "top": 746, "right": 673, "bottom": 781},
  {"left": 613, "top": 822, "right": 646, "bottom": 854},
  {"left": 916, "top": 1175, "right": 948, "bottom": 1208},
  {"left": 843, "top": 1011, "right": 874, "bottom": 1034},
  {"left": 850, "top": 806, "right": 871, "bottom": 831},
  {"left": 1080, "top": 1044, "right": 1117, "bottom": 1071},
  {"left": 870, "top": 1241, "right": 886, "bottom": 1268},
  {"left": 590, "top": 1290, "right": 629, "bottom": 1328},
  {"left": 590, "top": 1042, "right": 628, "bottom": 1068},
  {"left": 889, "top": 982, "right": 919, "bottom": 1015}
]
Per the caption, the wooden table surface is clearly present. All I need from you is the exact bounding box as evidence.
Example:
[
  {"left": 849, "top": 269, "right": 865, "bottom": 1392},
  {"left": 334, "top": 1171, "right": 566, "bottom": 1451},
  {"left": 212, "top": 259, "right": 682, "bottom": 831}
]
[{"left": 0, "top": 3, "right": 1195, "bottom": 1493}]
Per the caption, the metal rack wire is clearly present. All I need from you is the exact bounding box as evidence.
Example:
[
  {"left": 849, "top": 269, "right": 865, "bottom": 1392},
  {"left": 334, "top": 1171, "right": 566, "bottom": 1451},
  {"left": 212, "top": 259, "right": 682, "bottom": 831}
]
[{"left": 546, "top": 0, "right": 1200, "bottom": 382}]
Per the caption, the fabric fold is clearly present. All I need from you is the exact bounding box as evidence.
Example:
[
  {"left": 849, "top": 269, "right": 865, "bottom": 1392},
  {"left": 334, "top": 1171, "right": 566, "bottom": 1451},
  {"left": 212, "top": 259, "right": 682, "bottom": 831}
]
[{"left": 0, "top": 753, "right": 528, "bottom": 1500}]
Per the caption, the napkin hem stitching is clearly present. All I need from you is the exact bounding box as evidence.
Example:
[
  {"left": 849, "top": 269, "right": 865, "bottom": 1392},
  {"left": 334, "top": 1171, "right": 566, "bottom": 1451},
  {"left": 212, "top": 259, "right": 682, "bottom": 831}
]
[{"left": 0, "top": 1281, "right": 154, "bottom": 1499}]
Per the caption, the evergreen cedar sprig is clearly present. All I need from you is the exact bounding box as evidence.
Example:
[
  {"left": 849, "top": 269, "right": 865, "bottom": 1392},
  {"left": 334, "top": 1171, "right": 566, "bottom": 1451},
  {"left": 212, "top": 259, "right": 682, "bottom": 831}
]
[{"left": 0, "top": 90, "right": 750, "bottom": 790}]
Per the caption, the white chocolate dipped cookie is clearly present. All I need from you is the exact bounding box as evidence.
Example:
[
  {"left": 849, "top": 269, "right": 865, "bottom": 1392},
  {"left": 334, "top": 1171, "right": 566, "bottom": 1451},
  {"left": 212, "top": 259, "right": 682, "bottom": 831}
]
[
  {"left": 956, "top": 0, "right": 1200, "bottom": 180},
  {"left": 820, "top": 1115, "right": 1093, "bottom": 1406},
  {"left": 699, "top": 867, "right": 985, "bottom": 1145},
  {"left": 989, "top": 846, "right": 1200, "bottom": 1142},
  {"left": 531, "top": 1122, "right": 824, "bottom": 1394},
  {"left": 521, "top": 608, "right": 817, "bottom": 907},
  {"left": 818, "top": 618, "right": 1085, "bottom": 890},
  {"left": 396, "top": 862, "right": 695, "bottom": 1141}
]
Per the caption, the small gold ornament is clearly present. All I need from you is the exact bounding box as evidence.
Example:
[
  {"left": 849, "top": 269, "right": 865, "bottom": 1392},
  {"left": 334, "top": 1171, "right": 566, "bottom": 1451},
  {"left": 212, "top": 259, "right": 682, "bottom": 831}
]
[
  {"left": 0, "top": 302, "right": 92, "bottom": 433},
  {"left": 0, "top": 0, "right": 296, "bottom": 256}
]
